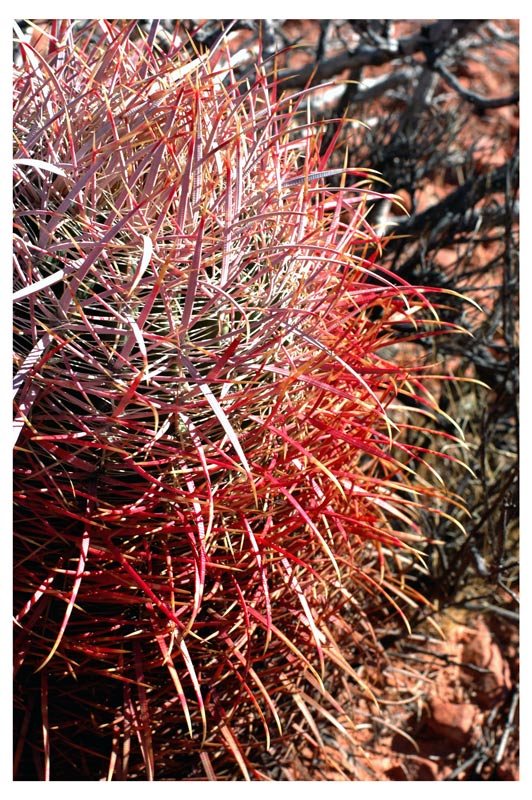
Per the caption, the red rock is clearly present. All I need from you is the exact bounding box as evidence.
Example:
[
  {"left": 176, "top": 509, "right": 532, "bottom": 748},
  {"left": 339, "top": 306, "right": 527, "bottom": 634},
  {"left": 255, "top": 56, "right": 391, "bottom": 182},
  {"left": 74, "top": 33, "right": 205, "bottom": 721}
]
[
  {"left": 461, "top": 621, "right": 512, "bottom": 707},
  {"left": 427, "top": 697, "right": 478, "bottom": 746}
]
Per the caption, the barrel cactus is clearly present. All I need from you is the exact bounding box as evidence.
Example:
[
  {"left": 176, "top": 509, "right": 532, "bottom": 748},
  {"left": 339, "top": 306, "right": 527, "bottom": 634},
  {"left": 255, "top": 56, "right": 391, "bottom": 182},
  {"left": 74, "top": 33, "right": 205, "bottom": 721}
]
[{"left": 13, "top": 19, "right": 467, "bottom": 779}]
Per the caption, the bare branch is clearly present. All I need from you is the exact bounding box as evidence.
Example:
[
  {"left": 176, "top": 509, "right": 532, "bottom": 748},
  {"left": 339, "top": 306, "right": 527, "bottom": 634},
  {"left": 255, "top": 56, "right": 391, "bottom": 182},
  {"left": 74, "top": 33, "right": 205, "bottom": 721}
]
[
  {"left": 391, "top": 154, "right": 519, "bottom": 240},
  {"left": 433, "top": 59, "right": 519, "bottom": 109},
  {"left": 276, "top": 19, "right": 483, "bottom": 90}
]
